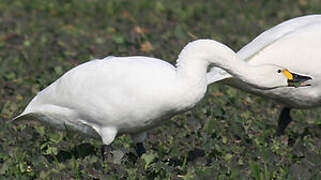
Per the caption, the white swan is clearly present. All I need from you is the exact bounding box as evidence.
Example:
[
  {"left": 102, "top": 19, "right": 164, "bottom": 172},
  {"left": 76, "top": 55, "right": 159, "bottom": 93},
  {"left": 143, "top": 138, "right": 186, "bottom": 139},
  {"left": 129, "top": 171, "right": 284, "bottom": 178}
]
[
  {"left": 207, "top": 15, "right": 320, "bottom": 135},
  {"left": 12, "top": 39, "right": 309, "bottom": 155}
]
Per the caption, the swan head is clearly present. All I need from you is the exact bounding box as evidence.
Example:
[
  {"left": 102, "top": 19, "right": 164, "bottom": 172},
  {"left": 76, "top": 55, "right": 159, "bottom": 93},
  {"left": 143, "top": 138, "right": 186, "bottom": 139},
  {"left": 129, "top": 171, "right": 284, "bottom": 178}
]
[{"left": 248, "top": 65, "right": 312, "bottom": 89}]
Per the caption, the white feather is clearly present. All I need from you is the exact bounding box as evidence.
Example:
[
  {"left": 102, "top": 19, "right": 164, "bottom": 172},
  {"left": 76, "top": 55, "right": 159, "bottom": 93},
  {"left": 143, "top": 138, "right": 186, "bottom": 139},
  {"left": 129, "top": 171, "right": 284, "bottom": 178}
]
[{"left": 13, "top": 39, "right": 294, "bottom": 145}]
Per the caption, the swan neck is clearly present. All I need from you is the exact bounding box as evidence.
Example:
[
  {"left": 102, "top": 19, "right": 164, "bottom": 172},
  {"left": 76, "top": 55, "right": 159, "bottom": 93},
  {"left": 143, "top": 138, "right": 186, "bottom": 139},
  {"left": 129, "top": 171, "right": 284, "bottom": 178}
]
[
  {"left": 175, "top": 39, "right": 275, "bottom": 91},
  {"left": 211, "top": 54, "right": 250, "bottom": 81},
  {"left": 177, "top": 39, "right": 252, "bottom": 83},
  {"left": 176, "top": 39, "right": 281, "bottom": 89}
]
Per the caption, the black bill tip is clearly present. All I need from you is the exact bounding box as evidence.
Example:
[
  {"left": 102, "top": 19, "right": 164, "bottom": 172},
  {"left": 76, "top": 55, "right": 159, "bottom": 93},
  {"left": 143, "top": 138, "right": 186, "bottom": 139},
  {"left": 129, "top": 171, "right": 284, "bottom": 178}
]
[{"left": 288, "top": 73, "right": 312, "bottom": 87}]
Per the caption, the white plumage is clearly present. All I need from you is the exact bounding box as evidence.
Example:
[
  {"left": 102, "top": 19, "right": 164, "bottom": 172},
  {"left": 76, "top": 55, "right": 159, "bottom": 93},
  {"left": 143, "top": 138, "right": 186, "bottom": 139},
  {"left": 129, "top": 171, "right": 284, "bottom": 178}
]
[
  {"left": 13, "top": 39, "right": 305, "bottom": 148},
  {"left": 207, "top": 15, "right": 320, "bottom": 135}
]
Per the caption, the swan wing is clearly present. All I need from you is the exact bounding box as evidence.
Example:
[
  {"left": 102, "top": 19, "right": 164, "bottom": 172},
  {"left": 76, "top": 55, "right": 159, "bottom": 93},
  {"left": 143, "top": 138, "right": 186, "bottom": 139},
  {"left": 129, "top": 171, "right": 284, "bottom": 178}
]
[
  {"left": 206, "top": 66, "right": 232, "bottom": 84},
  {"left": 238, "top": 14, "right": 321, "bottom": 61},
  {"left": 19, "top": 56, "right": 178, "bottom": 129},
  {"left": 11, "top": 112, "right": 103, "bottom": 139},
  {"left": 207, "top": 15, "right": 321, "bottom": 85},
  {"left": 242, "top": 18, "right": 321, "bottom": 78}
]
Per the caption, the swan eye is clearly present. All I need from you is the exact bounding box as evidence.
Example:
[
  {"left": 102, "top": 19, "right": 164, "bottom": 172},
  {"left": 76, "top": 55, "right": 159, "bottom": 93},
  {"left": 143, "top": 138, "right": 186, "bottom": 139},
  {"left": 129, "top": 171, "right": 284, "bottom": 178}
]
[{"left": 277, "top": 70, "right": 281, "bottom": 73}]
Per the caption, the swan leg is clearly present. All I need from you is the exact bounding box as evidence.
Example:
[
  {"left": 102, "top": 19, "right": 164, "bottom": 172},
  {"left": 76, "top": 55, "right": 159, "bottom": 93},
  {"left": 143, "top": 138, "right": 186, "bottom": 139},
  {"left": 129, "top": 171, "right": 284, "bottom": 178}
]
[
  {"left": 101, "top": 144, "right": 113, "bottom": 161},
  {"left": 131, "top": 132, "right": 147, "bottom": 157},
  {"left": 98, "top": 127, "right": 118, "bottom": 145},
  {"left": 135, "top": 143, "right": 146, "bottom": 157},
  {"left": 98, "top": 127, "right": 117, "bottom": 160},
  {"left": 276, "top": 107, "right": 292, "bottom": 136}
]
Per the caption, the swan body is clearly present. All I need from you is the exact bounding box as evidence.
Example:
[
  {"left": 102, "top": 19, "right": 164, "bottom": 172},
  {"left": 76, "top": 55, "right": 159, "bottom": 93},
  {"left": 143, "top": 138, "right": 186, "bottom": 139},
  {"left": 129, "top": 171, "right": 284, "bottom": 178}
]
[
  {"left": 15, "top": 56, "right": 203, "bottom": 145},
  {"left": 207, "top": 15, "right": 321, "bottom": 134},
  {"left": 13, "top": 39, "right": 303, "bottom": 147}
]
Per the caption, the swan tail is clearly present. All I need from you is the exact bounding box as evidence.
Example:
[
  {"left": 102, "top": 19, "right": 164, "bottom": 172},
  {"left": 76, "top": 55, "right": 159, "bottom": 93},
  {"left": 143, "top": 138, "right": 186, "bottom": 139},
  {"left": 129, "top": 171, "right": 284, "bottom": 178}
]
[
  {"left": 9, "top": 112, "right": 101, "bottom": 140},
  {"left": 207, "top": 67, "right": 233, "bottom": 84},
  {"left": 9, "top": 112, "right": 36, "bottom": 124}
]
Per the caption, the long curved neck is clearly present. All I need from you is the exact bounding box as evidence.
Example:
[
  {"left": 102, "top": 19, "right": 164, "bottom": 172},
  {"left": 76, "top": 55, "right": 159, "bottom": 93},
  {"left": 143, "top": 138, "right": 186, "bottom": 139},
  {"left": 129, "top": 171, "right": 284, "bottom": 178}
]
[{"left": 176, "top": 39, "right": 254, "bottom": 85}]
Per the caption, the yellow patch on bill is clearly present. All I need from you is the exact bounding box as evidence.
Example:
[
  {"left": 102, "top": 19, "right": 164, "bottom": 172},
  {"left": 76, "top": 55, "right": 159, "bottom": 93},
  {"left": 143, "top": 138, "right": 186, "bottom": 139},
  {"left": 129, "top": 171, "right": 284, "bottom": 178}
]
[{"left": 282, "top": 70, "right": 293, "bottom": 80}]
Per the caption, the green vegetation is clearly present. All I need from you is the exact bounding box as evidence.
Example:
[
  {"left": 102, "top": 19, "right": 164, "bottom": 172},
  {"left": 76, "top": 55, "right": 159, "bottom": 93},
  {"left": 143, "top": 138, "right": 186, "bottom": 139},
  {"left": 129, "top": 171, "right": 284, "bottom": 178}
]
[{"left": 1, "top": 0, "right": 321, "bottom": 179}]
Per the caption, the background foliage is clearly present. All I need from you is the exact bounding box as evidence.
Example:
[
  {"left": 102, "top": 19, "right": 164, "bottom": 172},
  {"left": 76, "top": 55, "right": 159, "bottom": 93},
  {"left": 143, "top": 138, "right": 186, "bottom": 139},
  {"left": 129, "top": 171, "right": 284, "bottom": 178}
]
[{"left": 1, "top": 0, "right": 321, "bottom": 179}]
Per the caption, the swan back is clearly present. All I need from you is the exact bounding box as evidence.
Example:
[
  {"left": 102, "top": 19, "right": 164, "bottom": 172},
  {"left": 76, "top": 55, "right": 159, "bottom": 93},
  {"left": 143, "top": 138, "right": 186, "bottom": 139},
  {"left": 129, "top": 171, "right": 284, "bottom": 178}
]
[
  {"left": 244, "top": 21, "right": 321, "bottom": 76},
  {"left": 207, "top": 15, "right": 320, "bottom": 86},
  {"left": 238, "top": 14, "right": 321, "bottom": 61},
  {"left": 207, "top": 15, "right": 320, "bottom": 107},
  {"left": 15, "top": 55, "right": 211, "bottom": 138}
]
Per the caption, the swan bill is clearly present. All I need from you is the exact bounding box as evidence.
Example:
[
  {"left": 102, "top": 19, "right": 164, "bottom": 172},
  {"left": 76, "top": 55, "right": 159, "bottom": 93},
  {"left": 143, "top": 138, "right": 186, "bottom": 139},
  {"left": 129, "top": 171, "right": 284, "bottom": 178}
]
[
  {"left": 282, "top": 70, "right": 293, "bottom": 80},
  {"left": 287, "top": 72, "right": 312, "bottom": 87}
]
